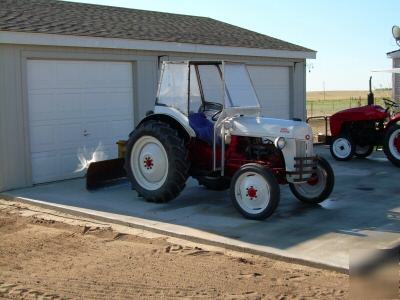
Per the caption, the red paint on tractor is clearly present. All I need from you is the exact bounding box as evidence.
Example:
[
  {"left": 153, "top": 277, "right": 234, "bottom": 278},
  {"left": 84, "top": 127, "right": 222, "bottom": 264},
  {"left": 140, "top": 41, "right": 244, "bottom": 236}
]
[
  {"left": 224, "top": 136, "right": 287, "bottom": 183},
  {"left": 329, "top": 105, "right": 388, "bottom": 136},
  {"left": 387, "top": 113, "right": 400, "bottom": 129},
  {"left": 395, "top": 135, "right": 400, "bottom": 152},
  {"left": 188, "top": 136, "right": 287, "bottom": 184},
  {"left": 144, "top": 157, "right": 154, "bottom": 169},
  {"left": 307, "top": 175, "right": 319, "bottom": 186},
  {"left": 246, "top": 186, "right": 258, "bottom": 199}
]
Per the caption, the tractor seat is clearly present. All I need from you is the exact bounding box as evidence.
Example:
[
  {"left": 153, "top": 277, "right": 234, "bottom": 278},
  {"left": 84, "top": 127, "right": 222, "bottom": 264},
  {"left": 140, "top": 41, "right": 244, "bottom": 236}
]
[{"left": 188, "top": 112, "right": 214, "bottom": 145}]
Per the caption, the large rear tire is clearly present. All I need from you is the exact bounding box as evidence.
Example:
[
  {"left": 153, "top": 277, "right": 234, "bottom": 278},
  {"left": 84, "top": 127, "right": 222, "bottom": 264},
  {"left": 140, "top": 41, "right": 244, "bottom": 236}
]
[
  {"left": 330, "top": 135, "right": 354, "bottom": 161},
  {"left": 289, "top": 157, "right": 334, "bottom": 204},
  {"left": 125, "top": 120, "right": 190, "bottom": 203},
  {"left": 195, "top": 176, "right": 231, "bottom": 191},
  {"left": 383, "top": 123, "right": 400, "bottom": 167},
  {"left": 230, "top": 164, "right": 280, "bottom": 220}
]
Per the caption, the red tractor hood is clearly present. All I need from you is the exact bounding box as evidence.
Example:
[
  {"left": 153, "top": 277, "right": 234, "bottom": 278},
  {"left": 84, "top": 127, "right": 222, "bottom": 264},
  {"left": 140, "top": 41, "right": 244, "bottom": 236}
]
[{"left": 330, "top": 105, "right": 388, "bottom": 136}]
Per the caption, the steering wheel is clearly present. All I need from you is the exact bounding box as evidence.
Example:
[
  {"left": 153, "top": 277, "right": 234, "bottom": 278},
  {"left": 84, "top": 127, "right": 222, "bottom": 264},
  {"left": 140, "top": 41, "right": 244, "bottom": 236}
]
[
  {"left": 200, "top": 101, "right": 223, "bottom": 121},
  {"left": 383, "top": 98, "right": 399, "bottom": 113},
  {"left": 383, "top": 98, "right": 398, "bottom": 108}
]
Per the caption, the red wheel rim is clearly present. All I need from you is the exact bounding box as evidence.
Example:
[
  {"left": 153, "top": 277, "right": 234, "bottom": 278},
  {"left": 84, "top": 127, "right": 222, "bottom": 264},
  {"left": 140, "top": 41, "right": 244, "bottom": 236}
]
[
  {"left": 395, "top": 135, "right": 400, "bottom": 152},
  {"left": 307, "top": 174, "right": 319, "bottom": 186}
]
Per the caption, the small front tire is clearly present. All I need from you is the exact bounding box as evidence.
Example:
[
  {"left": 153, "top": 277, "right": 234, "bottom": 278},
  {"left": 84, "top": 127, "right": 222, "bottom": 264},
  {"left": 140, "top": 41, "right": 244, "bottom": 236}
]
[
  {"left": 383, "top": 124, "right": 400, "bottom": 167},
  {"left": 230, "top": 164, "right": 280, "bottom": 220},
  {"left": 354, "top": 145, "right": 374, "bottom": 158},
  {"left": 289, "top": 157, "right": 334, "bottom": 204},
  {"left": 330, "top": 135, "right": 354, "bottom": 161}
]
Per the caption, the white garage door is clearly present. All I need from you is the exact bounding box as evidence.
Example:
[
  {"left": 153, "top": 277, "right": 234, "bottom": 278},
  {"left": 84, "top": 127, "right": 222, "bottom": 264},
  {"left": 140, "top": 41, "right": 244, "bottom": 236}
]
[
  {"left": 27, "top": 60, "right": 134, "bottom": 184},
  {"left": 248, "top": 66, "right": 290, "bottom": 119}
]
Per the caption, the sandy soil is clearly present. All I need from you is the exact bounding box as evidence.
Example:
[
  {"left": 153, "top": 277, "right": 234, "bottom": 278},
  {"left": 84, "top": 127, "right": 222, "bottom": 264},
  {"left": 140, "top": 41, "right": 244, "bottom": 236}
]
[{"left": 0, "top": 200, "right": 348, "bottom": 299}]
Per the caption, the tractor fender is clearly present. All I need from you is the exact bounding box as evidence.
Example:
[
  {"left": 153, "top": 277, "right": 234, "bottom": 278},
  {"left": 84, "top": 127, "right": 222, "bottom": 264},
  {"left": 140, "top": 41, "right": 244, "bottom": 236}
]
[
  {"left": 387, "top": 114, "right": 400, "bottom": 128},
  {"left": 133, "top": 109, "right": 196, "bottom": 140}
]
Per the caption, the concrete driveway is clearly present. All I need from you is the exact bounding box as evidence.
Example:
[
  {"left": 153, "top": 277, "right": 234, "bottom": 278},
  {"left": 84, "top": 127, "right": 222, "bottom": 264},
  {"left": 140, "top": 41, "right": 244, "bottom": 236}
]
[{"left": 3, "top": 146, "right": 400, "bottom": 272}]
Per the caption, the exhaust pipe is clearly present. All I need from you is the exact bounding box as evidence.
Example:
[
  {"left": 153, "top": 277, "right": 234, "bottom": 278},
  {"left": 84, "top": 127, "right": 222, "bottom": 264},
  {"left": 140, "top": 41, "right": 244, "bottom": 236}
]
[{"left": 367, "top": 76, "right": 374, "bottom": 105}]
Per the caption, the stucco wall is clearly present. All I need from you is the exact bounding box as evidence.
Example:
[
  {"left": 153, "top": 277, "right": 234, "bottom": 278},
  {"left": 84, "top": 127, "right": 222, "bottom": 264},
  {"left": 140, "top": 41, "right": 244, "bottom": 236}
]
[
  {"left": 393, "top": 58, "right": 400, "bottom": 102},
  {"left": 0, "top": 43, "right": 306, "bottom": 191}
]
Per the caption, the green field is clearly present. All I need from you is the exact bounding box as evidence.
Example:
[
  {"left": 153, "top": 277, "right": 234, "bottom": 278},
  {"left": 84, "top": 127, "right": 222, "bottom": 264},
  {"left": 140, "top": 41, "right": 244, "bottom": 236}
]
[{"left": 306, "top": 89, "right": 392, "bottom": 117}]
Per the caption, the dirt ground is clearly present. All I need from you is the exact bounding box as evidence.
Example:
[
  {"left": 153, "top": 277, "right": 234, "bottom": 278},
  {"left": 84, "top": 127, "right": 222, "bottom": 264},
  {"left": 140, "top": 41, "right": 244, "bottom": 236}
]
[{"left": 0, "top": 199, "right": 348, "bottom": 299}]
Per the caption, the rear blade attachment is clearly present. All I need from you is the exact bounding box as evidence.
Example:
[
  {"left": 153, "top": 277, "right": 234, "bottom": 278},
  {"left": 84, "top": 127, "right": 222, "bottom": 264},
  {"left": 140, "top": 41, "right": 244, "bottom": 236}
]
[{"left": 86, "top": 158, "right": 127, "bottom": 190}]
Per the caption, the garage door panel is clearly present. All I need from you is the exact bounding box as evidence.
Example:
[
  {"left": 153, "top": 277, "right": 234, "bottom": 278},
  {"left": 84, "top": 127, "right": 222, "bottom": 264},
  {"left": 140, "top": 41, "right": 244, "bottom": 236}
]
[
  {"left": 109, "top": 119, "right": 135, "bottom": 138},
  {"left": 31, "top": 153, "right": 59, "bottom": 182},
  {"left": 27, "top": 59, "right": 134, "bottom": 184},
  {"left": 56, "top": 124, "right": 83, "bottom": 146},
  {"left": 248, "top": 66, "right": 290, "bottom": 119},
  {"left": 56, "top": 62, "right": 84, "bottom": 89},
  {"left": 61, "top": 152, "right": 86, "bottom": 176},
  {"left": 28, "top": 93, "right": 58, "bottom": 121},
  {"left": 27, "top": 61, "right": 57, "bottom": 90},
  {"left": 29, "top": 125, "right": 56, "bottom": 152}
]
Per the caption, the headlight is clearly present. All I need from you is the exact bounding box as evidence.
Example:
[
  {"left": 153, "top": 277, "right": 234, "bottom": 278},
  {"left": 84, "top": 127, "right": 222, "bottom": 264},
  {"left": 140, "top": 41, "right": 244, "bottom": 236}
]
[{"left": 274, "top": 137, "right": 286, "bottom": 149}]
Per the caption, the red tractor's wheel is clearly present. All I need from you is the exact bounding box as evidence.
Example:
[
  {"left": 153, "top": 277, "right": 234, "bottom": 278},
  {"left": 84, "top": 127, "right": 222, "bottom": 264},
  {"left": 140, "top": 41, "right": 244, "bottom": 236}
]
[
  {"left": 354, "top": 144, "right": 374, "bottom": 159},
  {"left": 289, "top": 157, "right": 334, "bottom": 204},
  {"left": 383, "top": 123, "right": 400, "bottom": 167},
  {"left": 230, "top": 164, "right": 280, "bottom": 220},
  {"left": 330, "top": 135, "right": 355, "bottom": 161}
]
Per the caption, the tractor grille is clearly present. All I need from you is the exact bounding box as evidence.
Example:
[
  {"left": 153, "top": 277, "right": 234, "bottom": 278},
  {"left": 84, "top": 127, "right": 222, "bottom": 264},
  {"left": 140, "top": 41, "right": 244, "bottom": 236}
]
[
  {"left": 295, "top": 140, "right": 307, "bottom": 157},
  {"left": 290, "top": 140, "right": 316, "bottom": 182}
]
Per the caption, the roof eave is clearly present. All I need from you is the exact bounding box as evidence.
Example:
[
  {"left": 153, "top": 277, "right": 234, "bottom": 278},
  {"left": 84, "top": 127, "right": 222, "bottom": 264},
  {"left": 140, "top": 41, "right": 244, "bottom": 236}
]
[
  {"left": 0, "top": 31, "right": 316, "bottom": 59},
  {"left": 387, "top": 49, "right": 400, "bottom": 58}
]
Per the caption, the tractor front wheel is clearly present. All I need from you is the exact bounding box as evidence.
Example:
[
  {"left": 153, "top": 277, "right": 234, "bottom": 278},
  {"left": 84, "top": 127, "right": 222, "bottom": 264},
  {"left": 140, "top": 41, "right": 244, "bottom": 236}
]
[
  {"left": 354, "top": 144, "right": 374, "bottom": 158},
  {"left": 230, "top": 164, "right": 280, "bottom": 220},
  {"left": 125, "top": 120, "right": 190, "bottom": 203},
  {"left": 383, "top": 123, "right": 400, "bottom": 167},
  {"left": 330, "top": 135, "right": 354, "bottom": 161},
  {"left": 289, "top": 157, "right": 334, "bottom": 204}
]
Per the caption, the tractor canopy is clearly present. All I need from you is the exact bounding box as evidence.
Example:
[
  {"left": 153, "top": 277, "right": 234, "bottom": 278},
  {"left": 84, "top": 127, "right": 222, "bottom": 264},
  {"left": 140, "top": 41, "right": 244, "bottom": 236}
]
[{"left": 156, "top": 61, "right": 261, "bottom": 116}]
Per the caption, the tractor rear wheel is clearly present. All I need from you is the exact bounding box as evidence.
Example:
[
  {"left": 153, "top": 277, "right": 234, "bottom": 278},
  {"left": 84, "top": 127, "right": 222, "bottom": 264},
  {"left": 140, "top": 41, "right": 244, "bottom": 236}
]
[
  {"left": 330, "top": 135, "right": 354, "bottom": 161},
  {"left": 125, "top": 120, "right": 190, "bottom": 202},
  {"left": 195, "top": 175, "right": 231, "bottom": 191},
  {"left": 289, "top": 157, "right": 334, "bottom": 204},
  {"left": 354, "top": 144, "right": 374, "bottom": 158},
  {"left": 383, "top": 123, "right": 400, "bottom": 167},
  {"left": 230, "top": 164, "right": 280, "bottom": 220}
]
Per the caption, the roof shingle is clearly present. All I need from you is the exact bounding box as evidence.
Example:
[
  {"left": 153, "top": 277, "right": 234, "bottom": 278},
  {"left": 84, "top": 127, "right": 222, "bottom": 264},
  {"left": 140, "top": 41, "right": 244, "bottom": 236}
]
[{"left": 0, "top": 0, "right": 314, "bottom": 52}]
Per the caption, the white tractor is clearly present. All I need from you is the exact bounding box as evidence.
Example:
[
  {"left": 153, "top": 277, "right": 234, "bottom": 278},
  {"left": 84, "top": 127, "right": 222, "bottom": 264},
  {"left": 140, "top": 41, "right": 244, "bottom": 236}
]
[{"left": 124, "top": 61, "right": 334, "bottom": 220}]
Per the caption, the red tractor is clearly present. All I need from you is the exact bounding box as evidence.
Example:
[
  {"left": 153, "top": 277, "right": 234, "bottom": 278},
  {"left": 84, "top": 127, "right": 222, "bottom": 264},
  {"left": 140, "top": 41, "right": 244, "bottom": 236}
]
[{"left": 329, "top": 78, "right": 400, "bottom": 166}]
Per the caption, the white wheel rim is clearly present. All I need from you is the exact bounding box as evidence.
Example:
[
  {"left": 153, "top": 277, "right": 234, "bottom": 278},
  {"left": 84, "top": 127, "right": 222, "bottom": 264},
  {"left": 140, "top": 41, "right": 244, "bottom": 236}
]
[
  {"left": 234, "top": 172, "right": 270, "bottom": 214},
  {"left": 355, "top": 145, "right": 370, "bottom": 155},
  {"left": 332, "top": 138, "right": 352, "bottom": 158},
  {"left": 292, "top": 164, "right": 327, "bottom": 199},
  {"left": 130, "top": 136, "right": 168, "bottom": 190},
  {"left": 388, "top": 129, "right": 400, "bottom": 160}
]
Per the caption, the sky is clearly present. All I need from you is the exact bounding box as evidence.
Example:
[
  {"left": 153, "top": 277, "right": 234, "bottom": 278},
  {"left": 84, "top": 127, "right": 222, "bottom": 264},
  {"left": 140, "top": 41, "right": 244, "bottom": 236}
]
[{"left": 68, "top": 0, "right": 400, "bottom": 91}]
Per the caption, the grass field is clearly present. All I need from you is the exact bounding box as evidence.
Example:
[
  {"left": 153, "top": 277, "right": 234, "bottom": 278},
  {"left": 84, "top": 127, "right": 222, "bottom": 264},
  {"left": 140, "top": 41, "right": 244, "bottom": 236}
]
[{"left": 306, "top": 89, "right": 392, "bottom": 117}]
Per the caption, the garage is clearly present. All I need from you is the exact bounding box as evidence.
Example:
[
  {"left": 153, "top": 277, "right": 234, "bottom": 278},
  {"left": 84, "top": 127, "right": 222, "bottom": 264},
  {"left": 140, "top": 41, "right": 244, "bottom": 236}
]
[
  {"left": 248, "top": 66, "right": 290, "bottom": 119},
  {"left": 27, "top": 60, "right": 134, "bottom": 183},
  {"left": 0, "top": 0, "right": 315, "bottom": 191}
]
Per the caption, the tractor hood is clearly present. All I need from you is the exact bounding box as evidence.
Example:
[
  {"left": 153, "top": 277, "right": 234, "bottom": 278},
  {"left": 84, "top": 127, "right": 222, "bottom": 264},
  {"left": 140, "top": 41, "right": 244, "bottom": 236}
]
[{"left": 229, "top": 116, "right": 312, "bottom": 140}]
